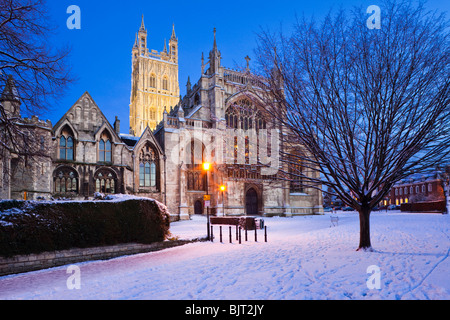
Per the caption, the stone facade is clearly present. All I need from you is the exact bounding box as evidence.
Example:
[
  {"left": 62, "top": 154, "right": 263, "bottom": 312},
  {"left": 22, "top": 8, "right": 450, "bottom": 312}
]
[
  {"left": 0, "top": 22, "right": 323, "bottom": 221},
  {"left": 151, "top": 28, "right": 323, "bottom": 219},
  {"left": 129, "top": 17, "right": 180, "bottom": 136}
]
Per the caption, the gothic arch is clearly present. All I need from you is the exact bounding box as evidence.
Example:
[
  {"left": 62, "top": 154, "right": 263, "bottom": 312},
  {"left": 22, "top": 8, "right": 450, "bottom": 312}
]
[
  {"left": 53, "top": 166, "right": 79, "bottom": 194},
  {"left": 94, "top": 167, "right": 118, "bottom": 194},
  {"left": 137, "top": 141, "right": 160, "bottom": 190},
  {"left": 244, "top": 183, "right": 263, "bottom": 216}
]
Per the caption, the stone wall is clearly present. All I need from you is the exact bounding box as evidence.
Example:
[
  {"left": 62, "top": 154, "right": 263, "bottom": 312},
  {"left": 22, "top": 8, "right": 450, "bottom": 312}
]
[{"left": 0, "top": 240, "right": 192, "bottom": 276}]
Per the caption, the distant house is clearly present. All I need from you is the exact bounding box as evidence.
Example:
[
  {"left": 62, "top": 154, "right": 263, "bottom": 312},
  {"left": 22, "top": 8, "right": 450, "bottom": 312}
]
[{"left": 385, "top": 173, "right": 444, "bottom": 207}]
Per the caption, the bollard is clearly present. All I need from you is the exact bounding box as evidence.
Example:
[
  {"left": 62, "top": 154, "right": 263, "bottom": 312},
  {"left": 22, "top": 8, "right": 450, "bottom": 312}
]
[
  {"left": 211, "top": 225, "right": 214, "bottom": 242},
  {"left": 245, "top": 227, "right": 248, "bottom": 241},
  {"left": 265, "top": 226, "right": 267, "bottom": 242},
  {"left": 220, "top": 226, "right": 223, "bottom": 243},
  {"left": 229, "top": 226, "right": 232, "bottom": 243},
  {"left": 236, "top": 225, "right": 238, "bottom": 240},
  {"left": 255, "top": 227, "right": 257, "bottom": 242},
  {"left": 239, "top": 227, "right": 242, "bottom": 244}
]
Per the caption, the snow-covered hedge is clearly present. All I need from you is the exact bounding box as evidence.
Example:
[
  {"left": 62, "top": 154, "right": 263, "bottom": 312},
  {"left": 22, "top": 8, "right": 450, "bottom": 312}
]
[{"left": 0, "top": 195, "right": 170, "bottom": 257}]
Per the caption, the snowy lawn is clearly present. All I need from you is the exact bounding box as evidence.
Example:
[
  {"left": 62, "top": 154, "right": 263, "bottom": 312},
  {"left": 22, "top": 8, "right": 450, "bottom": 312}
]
[{"left": 0, "top": 211, "right": 448, "bottom": 300}]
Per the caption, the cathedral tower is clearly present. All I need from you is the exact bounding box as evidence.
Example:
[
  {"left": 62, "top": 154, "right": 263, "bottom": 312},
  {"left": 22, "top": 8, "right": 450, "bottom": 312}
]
[{"left": 129, "top": 16, "right": 180, "bottom": 136}]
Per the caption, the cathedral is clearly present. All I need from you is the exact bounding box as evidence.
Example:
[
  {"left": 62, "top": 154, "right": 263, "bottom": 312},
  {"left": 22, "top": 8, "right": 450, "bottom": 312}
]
[{"left": 0, "top": 18, "right": 323, "bottom": 221}]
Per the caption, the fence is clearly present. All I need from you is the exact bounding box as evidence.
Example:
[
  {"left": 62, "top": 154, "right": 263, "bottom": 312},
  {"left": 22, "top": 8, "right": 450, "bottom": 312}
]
[{"left": 210, "top": 225, "right": 268, "bottom": 244}]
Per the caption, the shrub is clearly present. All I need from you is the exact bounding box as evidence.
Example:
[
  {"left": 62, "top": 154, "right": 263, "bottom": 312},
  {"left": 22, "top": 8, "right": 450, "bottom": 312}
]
[{"left": 0, "top": 197, "right": 170, "bottom": 257}]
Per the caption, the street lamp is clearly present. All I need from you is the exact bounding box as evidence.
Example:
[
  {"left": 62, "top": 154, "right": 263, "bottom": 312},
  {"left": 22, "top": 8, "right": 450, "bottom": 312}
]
[
  {"left": 203, "top": 162, "right": 211, "bottom": 240},
  {"left": 220, "top": 185, "right": 226, "bottom": 216}
]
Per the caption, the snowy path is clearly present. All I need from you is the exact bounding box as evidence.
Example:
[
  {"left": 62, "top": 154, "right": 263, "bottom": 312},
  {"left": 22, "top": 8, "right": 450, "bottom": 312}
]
[{"left": 0, "top": 212, "right": 449, "bottom": 300}]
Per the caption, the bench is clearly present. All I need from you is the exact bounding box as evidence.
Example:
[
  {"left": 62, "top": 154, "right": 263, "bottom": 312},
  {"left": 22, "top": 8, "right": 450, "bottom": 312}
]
[
  {"left": 330, "top": 215, "right": 339, "bottom": 227},
  {"left": 210, "top": 216, "right": 264, "bottom": 230}
]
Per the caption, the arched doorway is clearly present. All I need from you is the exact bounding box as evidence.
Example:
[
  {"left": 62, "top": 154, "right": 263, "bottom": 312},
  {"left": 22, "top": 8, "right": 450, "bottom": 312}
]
[
  {"left": 194, "top": 200, "right": 203, "bottom": 215},
  {"left": 245, "top": 188, "right": 259, "bottom": 216}
]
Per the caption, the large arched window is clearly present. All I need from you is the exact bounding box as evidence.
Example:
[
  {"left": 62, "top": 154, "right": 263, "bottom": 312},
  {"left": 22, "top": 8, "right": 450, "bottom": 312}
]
[
  {"left": 225, "top": 99, "right": 266, "bottom": 131},
  {"left": 94, "top": 168, "right": 116, "bottom": 194},
  {"left": 139, "top": 143, "right": 159, "bottom": 189},
  {"left": 99, "top": 131, "right": 112, "bottom": 163},
  {"left": 289, "top": 154, "right": 304, "bottom": 193},
  {"left": 59, "top": 126, "right": 75, "bottom": 161},
  {"left": 54, "top": 167, "right": 78, "bottom": 194},
  {"left": 186, "top": 139, "right": 206, "bottom": 191}
]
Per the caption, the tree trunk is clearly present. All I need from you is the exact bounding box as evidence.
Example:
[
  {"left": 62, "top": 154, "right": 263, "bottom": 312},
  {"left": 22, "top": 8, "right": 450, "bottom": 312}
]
[{"left": 357, "top": 206, "right": 372, "bottom": 251}]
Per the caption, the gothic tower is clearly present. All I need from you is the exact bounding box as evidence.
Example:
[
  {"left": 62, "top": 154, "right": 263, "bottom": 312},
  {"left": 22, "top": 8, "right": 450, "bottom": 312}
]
[{"left": 129, "top": 16, "right": 180, "bottom": 136}]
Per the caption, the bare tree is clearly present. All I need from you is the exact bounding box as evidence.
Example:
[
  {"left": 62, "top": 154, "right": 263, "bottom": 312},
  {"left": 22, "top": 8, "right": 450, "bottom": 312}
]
[
  {"left": 0, "top": 0, "right": 73, "bottom": 167},
  {"left": 252, "top": 0, "right": 450, "bottom": 250}
]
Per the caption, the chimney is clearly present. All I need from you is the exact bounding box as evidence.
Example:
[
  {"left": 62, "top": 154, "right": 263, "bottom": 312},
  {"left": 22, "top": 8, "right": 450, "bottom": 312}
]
[{"left": 114, "top": 116, "right": 120, "bottom": 134}]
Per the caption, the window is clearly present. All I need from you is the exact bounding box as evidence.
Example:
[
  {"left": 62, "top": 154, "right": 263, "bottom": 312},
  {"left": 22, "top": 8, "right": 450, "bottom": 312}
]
[
  {"left": 94, "top": 169, "right": 116, "bottom": 194},
  {"left": 59, "top": 136, "right": 74, "bottom": 160},
  {"left": 290, "top": 155, "right": 304, "bottom": 193},
  {"left": 162, "top": 77, "right": 168, "bottom": 91},
  {"left": 99, "top": 131, "right": 112, "bottom": 163},
  {"left": 186, "top": 139, "right": 206, "bottom": 191},
  {"left": 139, "top": 143, "right": 159, "bottom": 189},
  {"left": 416, "top": 186, "right": 419, "bottom": 193},
  {"left": 428, "top": 184, "right": 432, "bottom": 192},
  {"left": 54, "top": 167, "right": 78, "bottom": 194},
  {"left": 150, "top": 74, "right": 156, "bottom": 88},
  {"left": 422, "top": 185, "right": 426, "bottom": 192},
  {"left": 187, "top": 172, "right": 204, "bottom": 191}
]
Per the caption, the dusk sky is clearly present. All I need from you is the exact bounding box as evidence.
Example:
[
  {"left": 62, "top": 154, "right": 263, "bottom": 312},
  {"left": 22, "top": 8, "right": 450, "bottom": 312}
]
[{"left": 44, "top": 0, "right": 449, "bottom": 135}]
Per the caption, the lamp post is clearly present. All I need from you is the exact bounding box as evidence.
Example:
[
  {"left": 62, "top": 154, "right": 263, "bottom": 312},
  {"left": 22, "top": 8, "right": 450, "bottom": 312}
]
[
  {"left": 203, "top": 162, "right": 211, "bottom": 240},
  {"left": 220, "top": 185, "right": 226, "bottom": 216}
]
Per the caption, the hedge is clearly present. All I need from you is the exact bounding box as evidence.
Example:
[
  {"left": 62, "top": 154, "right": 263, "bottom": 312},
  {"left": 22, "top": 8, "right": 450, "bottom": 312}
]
[
  {"left": 0, "top": 198, "right": 170, "bottom": 257},
  {"left": 400, "top": 200, "right": 446, "bottom": 213}
]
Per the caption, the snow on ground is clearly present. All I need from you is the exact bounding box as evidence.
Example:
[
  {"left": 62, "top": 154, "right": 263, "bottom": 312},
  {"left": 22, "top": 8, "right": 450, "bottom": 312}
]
[{"left": 0, "top": 211, "right": 449, "bottom": 300}]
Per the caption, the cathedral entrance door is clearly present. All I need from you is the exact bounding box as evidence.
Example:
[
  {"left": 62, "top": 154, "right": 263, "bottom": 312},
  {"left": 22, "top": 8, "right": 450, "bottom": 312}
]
[
  {"left": 245, "top": 188, "right": 259, "bottom": 216},
  {"left": 194, "top": 200, "right": 203, "bottom": 215}
]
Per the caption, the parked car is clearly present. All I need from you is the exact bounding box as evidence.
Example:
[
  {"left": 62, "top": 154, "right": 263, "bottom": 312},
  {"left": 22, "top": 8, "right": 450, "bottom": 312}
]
[
  {"left": 388, "top": 204, "right": 400, "bottom": 210},
  {"left": 343, "top": 207, "right": 354, "bottom": 211}
]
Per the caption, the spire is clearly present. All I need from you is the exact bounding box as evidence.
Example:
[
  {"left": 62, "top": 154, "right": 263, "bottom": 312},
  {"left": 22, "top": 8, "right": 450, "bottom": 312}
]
[
  {"left": 213, "top": 27, "right": 217, "bottom": 52},
  {"left": 186, "top": 76, "right": 192, "bottom": 93},
  {"left": 140, "top": 14, "right": 146, "bottom": 31},
  {"left": 201, "top": 52, "right": 205, "bottom": 74},
  {"left": 163, "top": 39, "right": 167, "bottom": 53},
  {"left": 133, "top": 34, "right": 138, "bottom": 48},
  {"left": 171, "top": 23, "right": 177, "bottom": 40}
]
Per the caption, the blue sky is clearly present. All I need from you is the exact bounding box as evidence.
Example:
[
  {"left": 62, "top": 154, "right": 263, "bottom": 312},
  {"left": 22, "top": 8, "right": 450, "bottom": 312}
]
[{"left": 44, "top": 0, "right": 449, "bottom": 134}]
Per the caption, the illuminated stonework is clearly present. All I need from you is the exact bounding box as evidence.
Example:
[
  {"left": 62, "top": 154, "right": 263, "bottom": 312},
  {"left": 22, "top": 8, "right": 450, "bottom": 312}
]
[{"left": 129, "top": 16, "right": 180, "bottom": 136}]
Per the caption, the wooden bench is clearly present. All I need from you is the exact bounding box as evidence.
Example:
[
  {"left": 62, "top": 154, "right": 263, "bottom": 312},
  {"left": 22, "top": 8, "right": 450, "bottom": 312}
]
[{"left": 210, "top": 216, "right": 263, "bottom": 230}]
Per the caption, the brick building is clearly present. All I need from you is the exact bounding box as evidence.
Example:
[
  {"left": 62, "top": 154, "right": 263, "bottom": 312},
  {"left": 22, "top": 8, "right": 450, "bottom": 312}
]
[{"left": 384, "top": 173, "right": 445, "bottom": 207}]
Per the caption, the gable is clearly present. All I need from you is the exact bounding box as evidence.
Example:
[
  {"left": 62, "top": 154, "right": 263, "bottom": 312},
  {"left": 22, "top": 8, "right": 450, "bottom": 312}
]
[
  {"left": 53, "top": 92, "right": 120, "bottom": 142},
  {"left": 133, "top": 126, "right": 164, "bottom": 157}
]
